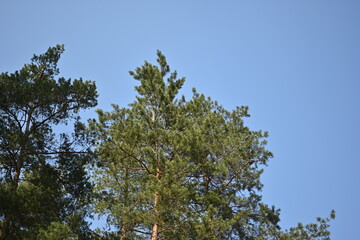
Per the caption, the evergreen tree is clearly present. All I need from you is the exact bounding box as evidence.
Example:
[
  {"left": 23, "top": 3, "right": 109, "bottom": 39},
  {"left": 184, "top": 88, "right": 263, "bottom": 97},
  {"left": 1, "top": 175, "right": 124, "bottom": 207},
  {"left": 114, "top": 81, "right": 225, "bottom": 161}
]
[
  {"left": 0, "top": 45, "right": 98, "bottom": 239},
  {"left": 90, "top": 51, "right": 333, "bottom": 240}
]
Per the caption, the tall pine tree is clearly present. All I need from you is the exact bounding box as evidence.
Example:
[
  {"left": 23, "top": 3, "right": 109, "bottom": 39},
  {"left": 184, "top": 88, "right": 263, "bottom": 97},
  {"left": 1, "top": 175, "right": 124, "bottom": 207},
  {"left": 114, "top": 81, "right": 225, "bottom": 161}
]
[{"left": 91, "top": 51, "right": 294, "bottom": 239}]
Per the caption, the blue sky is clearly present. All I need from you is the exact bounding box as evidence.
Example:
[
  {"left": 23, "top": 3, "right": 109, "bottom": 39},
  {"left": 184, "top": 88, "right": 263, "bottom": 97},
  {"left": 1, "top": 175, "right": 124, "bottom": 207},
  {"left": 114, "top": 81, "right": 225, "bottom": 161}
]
[{"left": 1, "top": 1, "right": 359, "bottom": 238}]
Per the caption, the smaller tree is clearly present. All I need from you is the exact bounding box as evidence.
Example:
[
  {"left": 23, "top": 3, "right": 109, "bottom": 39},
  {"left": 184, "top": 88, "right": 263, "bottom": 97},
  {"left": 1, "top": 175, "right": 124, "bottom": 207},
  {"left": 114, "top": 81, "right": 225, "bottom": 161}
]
[
  {"left": 279, "top": 210, "right": 336, "bottom": 240},
  {"left": 0, "top": 45, "right": 98, "bottom": 239}
]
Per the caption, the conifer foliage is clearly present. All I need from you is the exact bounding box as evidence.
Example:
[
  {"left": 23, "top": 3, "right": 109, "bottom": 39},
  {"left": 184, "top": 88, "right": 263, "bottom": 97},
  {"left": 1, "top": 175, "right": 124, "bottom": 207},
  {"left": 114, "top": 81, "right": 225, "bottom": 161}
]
[
  {"left": 0, "top": 46, "right": 334, "bottom": 240},
  {"left": 0, "top": 45, "right": 98, "bottom": 239},
  {"left": 91, "top": 51, "right": 292, "bottom": 239}
]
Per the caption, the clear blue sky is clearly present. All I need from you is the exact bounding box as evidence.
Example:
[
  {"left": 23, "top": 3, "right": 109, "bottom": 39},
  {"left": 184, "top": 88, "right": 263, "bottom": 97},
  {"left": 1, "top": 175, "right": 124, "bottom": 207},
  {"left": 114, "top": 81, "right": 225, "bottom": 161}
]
[{"left": 1, "top": 1, "right": 359, "bottom": 239}]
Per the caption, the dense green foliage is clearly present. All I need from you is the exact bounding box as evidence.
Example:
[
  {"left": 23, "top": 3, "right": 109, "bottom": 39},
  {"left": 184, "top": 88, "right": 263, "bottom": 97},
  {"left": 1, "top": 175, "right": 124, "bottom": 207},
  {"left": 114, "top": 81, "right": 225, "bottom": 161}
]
[
  {"left": 90, "top": 51, "right": 335, "bottom": 239},
  {"left": 0, "top": 45, "right": 98, "bottom": 239},
  {"left": 0, "top": 46, "right": 334, "bottom": 239}
]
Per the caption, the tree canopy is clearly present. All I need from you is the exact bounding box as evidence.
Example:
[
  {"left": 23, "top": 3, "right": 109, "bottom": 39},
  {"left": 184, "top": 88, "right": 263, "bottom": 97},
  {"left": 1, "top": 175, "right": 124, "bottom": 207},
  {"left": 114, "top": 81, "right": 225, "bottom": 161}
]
[
  {"left": 90, "top": 50, "right": 334, "bottom": 240},
  {"left": 0, "top": 46, "right": 334, "bottom": 240},
  {"left": 0, "top": 45, "right": 98, "bottom": 239}
]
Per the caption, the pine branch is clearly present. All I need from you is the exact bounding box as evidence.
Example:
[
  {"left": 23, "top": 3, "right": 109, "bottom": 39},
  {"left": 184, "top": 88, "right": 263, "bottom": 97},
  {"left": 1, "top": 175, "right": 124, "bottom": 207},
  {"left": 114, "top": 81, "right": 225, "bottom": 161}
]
[{"left": 222, "top": 159, "right": 255, "bottom": 188}]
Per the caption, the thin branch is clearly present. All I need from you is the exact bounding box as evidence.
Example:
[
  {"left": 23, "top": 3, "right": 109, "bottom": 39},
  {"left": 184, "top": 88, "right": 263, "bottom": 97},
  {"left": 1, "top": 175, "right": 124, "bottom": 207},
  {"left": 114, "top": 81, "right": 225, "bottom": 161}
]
[
  {"left": 0, "top": 106, "right": 22, "bottom": 130},
  {"left": 33, "top": 151, "right": 88, "bottom": 155},
  {"left": 115, "top": 143, "right": 152, "bottom": 175},
  {"left": 222, "top": 159, "right": 255, "bottom": 188},
  {"left": 30, "top": 104, "right": 79, "bottom": 133},
  {"left": 129, "top": 228, "right": 152, "bottom": 235}
]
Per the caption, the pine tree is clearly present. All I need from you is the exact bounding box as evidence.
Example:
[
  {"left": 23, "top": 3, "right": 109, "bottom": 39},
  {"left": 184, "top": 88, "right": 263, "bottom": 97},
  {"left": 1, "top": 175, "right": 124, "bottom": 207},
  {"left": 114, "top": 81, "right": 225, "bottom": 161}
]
[
  {"left": 0, "top": 45, "right": 98, "bottom": 239},
  {"left": 90, "top": 51, "right": 294, "bottom": 239}
]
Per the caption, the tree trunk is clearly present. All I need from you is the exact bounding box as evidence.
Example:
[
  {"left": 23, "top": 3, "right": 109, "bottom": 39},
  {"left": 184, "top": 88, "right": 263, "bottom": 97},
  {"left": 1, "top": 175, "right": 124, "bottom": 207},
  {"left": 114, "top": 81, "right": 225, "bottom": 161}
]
[
  {"left": 120, "top": 227, "right": 127, "bottom": 240},
  {"left": 120, "top": 168, "right": 129, "bottom": 240},
  {"left": 12, "top": 161, "right": 22, "bottom": 190},
  {"left": 0, "top": 111, "right": 32, "bottom": 239},
  {"left": 151, "top": 169, "right": 160, "bottom": 240},
  {"left": 151, "top": 192, "right": 159, "bottom": 240},
  {"left": 151, "top": 108, "right": 161, "bottom": 240},
  {"left": 151, "top": 209, "right": 159, "bottom": 240},
  {"left": 0, "top": 225, "right": 4, "bottom": 240}
]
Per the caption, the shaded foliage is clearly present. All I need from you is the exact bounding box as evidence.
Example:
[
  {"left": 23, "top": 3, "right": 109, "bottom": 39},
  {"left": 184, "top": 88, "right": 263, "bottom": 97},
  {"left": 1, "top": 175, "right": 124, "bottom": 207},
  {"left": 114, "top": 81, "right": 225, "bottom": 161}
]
[{"left": 0, "top": 45, "right": 97, "bottom": 239}]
